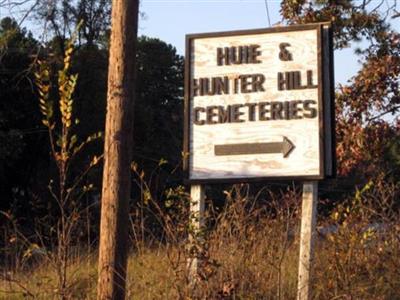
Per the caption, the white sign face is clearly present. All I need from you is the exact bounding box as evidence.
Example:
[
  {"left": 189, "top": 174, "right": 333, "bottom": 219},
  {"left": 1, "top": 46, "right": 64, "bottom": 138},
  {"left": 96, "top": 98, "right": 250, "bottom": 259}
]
[{"left": 184, "top": 24, "right": 334, "bottom": 182}]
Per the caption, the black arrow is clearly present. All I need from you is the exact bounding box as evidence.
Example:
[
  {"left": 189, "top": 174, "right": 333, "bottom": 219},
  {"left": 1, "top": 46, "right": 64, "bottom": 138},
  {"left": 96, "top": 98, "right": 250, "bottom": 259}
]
[{"left": 214, "top": 136, "right": 295, "bottom": 158}]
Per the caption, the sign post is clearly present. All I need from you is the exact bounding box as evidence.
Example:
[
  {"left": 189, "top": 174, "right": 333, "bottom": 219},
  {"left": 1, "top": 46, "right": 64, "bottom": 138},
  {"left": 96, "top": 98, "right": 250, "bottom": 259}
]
[
  {"left": 298, "top": 181, "right": 318, "bottom": 300},
  {"left": 184, "top": 23, "right": 334, "bottom": 296},
  {"left": 188, "top": 184, "right": 205, "bottom": 284}
]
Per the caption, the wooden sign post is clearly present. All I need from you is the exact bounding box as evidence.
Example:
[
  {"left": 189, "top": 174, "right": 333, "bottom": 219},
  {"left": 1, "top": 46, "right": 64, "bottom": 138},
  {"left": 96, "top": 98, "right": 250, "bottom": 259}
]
[
  {"left": 188, "top": 184, "right": 205, "bottom": 284},
  {"left": 298, "top": 181, "right": 318, "bottom": 300},
  {"left": 184, "top": 23, "right": 334, "bottom": 297}
]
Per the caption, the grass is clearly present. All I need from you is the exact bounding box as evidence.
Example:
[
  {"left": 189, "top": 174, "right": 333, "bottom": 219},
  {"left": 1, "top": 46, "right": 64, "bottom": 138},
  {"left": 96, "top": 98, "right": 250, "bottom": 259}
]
[
  {"left": 1, "top": 182, "right": 400, "bottom": 299},
  {"left": 1, "top": 226, "right": 400, "bottom": 299}
]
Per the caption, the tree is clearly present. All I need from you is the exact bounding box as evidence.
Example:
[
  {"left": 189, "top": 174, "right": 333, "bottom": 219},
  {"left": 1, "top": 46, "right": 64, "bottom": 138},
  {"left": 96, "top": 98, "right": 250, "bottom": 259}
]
[
  {"left": 280, "top": 0, "right": 400, "bottom": 180},
  {"left": 35, "top": 0, "right": 111, "bottom": 50},
  {"left": 0, "top": 17, "right": 45, "bottom": 213},
  {"left": 0, "top": 15, "right": 185, "bottom": 228},
  {"left": 33, "top": 36, "right": 103, "bottom": 299},
  {"left": 133, "top": 36, "right": 184, "bottom": 180}
]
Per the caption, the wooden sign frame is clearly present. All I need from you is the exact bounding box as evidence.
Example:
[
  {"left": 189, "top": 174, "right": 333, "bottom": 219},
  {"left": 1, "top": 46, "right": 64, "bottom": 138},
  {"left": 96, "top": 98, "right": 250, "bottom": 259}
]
[{"left": 183, "top": 23, "right": 335, "bottom": 184}]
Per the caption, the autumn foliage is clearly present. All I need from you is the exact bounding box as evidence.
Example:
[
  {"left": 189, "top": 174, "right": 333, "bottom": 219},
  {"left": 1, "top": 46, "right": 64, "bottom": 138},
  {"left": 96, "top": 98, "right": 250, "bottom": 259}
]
[{"left": 281, "top": 0, "right": 400, "bottom": 177}]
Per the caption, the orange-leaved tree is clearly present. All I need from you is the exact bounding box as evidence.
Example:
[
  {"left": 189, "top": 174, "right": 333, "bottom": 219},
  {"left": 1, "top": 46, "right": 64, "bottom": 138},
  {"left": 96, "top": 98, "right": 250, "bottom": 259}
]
[{"left": 280, "top": 0, "right": 400, "bottom": 178}]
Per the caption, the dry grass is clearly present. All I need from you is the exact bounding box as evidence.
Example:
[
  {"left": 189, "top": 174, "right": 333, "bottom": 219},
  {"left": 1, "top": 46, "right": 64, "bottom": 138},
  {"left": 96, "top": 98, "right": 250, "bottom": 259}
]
[{"left": 1, "top": 180, "right": 400, "bottom": 299}]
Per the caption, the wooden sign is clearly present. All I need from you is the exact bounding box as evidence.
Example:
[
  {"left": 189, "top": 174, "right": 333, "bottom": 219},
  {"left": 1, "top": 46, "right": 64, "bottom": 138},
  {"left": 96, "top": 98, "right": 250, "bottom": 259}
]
[{"left": 184, "top": 23, "right": 334, "bottom": 183}]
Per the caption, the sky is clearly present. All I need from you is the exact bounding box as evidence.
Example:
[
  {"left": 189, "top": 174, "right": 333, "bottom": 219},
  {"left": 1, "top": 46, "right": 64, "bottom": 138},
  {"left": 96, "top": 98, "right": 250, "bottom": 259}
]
[
  {"left": 1, "top": 0, "right": 398, "bottom": 84},
  {"left": 138, "top": 0, "right": 399, "bottom": 85}
]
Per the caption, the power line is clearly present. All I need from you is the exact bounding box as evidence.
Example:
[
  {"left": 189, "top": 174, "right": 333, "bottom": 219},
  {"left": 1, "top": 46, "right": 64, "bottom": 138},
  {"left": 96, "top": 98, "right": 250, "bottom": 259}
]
[{"left": 264, "top": 0, "right": 271, "bottom": 27}]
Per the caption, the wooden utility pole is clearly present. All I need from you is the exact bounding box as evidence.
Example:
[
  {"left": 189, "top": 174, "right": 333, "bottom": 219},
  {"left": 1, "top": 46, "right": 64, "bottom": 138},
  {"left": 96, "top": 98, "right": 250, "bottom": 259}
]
[
  {"left": 297, "top": 182, "right": 318, "bottom": 300},
  {"left": 97, "top": 0, "right": 139, "bottom": 299}
]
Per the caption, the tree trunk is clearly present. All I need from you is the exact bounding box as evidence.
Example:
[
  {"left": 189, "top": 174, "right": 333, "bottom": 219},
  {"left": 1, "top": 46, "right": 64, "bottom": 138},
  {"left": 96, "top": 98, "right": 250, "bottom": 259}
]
[{"left": 97, "top": 0, "right": 139, "bottom": 299}]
